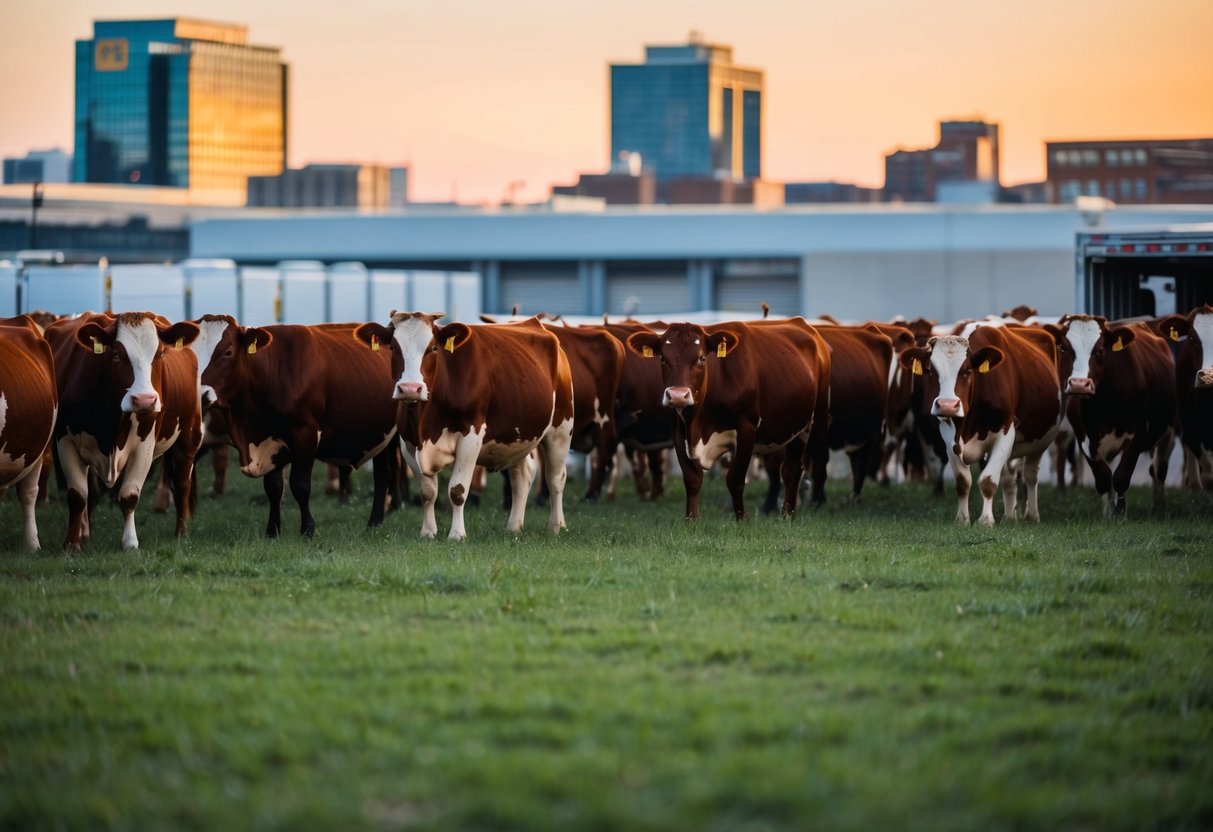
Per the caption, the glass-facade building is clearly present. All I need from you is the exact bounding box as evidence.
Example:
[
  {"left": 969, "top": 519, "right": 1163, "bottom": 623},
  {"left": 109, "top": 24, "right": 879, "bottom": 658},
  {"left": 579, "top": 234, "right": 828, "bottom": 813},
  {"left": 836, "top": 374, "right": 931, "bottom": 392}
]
[
  {"left": 74, "top": 19, "right": 287, "bottom": 194},
  {"left": 610, "top": 41, "right": 763, "bottom": 183}
]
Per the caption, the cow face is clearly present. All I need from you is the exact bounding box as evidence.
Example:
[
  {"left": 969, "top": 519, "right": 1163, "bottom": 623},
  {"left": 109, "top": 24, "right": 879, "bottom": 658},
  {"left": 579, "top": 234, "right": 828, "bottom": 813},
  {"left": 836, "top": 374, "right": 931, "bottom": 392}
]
[
  {"left": 196, "top": 317, "right": 273, "bottom": 410},
  {"left": 627, "top": 324, "right": 740, "bottom": 411},
  {"left": 356, "top": 312, "right": 446, "bottom": 402},
  {"left": 75, "top": 313, "right": 199, "bottom": 414},
  {"left": 899, "top": 336, "right": 1003, "bottom": 420},
  {"left": 1158, "top": 306, "right": 1213, "bottom": 388},
  {"left": 1059, "top": 316, "right": 1135, "bottom": 397}
]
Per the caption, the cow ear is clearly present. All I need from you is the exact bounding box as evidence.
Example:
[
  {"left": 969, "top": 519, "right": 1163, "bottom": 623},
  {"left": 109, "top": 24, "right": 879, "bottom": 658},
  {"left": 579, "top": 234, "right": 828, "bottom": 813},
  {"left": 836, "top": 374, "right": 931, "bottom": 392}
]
[
  {"left": 970, "top": 346, "right": 1004, "bottom": 374},
  {"left": 1154, "top": 315, "right": 1189, "bottom": 342},
  {"left": 75, "top": 320, "right": 116, "bottom": 353},
  {"left": 626, "top": 331, "right": 661, "bottom": 359},
  {"left": 899, "top": 346, "right": 930, "bottom": 376},
  {"left": 434, "top": 322, "right": 471, "bottom": 354},
  {"left": 354, "top": 322, "right": 392, "bottom": 351},
  {"left": 706, "top": 330, "right": 740, "bottom": 359},
  {"left": 1041, "top": 323, "right": 1067, "bottom": 346},
  {"left": 160, "top": 321, "right": 199, "bottom": 351},
  {"left": 426, "top": 312, "right": 447, "bottom": 324},
  {"left": 479, "top": 314, "right": 498, "bottom": 324},
  {"left": 240, "top": 327, "right": 273, "bottom": 355},
  {"left": 1104, "top": 326, "right": 1136, "bottom": 353}
]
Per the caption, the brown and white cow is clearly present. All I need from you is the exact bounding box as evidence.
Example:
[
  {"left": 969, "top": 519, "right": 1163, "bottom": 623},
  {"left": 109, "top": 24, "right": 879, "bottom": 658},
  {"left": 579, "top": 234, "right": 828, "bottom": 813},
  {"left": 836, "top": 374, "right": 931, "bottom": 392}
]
[
  {"left": 45, "top": 312, "right": 201, "bottom": 550},
  {"left": 193, "top": 315, "right": 399, "bottom": 537},
  {"left": 1156, "top": 305, "right": 1213, "bottom": 489},
  {"left": 355, "top": 312, "right": 574, "bottom": 541},
  {"left": 627, "top": 318, "right": 830, "bottom": 521},
  {"left": 0, "top": 316, "right": 58, "bottom": 550},
  {"left": 899, "top": 325, "right": 1062, "bottom": 526},
  {"left": 1046, "top": 315, "right": 1178, "bottom": 516}
]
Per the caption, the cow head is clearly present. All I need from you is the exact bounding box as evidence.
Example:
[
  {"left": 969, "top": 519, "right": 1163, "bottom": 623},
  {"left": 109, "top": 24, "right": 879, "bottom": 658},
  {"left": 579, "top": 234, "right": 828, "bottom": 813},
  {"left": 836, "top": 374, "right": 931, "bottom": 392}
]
[
  {"left": 195, "top": 315, "right": 273, "bottom": 410},
  {"left": 1054, "top": 315, "right": 1135, "bottom": 397},
  {"left": 355, "top": 311, "right": 447, "bottom": 402},
  {"left": 898, "top": 335, "right": 1004, "bottom": 420},
  {"left": 626, "top": 323, "right": 740, "bottom": 411},
  {"left": 1157, "top": 305, "right": 1213, "bottom": 389},
  {"left": 75, "top": 312, "right": 199, "bottom": 413}
]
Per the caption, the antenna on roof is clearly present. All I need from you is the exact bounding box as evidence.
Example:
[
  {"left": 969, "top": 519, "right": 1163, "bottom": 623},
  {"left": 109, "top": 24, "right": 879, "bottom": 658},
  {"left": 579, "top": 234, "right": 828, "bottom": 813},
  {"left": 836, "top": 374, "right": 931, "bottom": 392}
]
[{"left": 761, "top": 302, "right": 770, "bottom": 319}]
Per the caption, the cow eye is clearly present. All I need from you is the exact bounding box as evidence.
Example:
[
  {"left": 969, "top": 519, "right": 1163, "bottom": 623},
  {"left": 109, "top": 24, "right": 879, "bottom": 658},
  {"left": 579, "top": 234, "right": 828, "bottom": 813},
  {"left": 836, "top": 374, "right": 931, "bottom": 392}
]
[
  {"left": 697, "top": 354, "right": 707, "bottom": 365},
  {"left": 223, "top": 347, "right": 234, "bottom": 358}
]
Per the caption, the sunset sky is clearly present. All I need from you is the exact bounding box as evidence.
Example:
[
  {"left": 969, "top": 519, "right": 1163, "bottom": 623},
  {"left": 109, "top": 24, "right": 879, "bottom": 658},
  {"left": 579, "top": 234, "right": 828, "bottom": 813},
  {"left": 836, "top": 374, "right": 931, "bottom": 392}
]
[{"left": 3, "top": 0, "right": 1212, "bottom": 204}]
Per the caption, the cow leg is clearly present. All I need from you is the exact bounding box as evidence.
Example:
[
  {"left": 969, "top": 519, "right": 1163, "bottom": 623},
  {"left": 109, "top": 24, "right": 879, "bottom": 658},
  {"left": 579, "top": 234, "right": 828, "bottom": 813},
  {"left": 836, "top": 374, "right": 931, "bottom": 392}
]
[
  {"left": 400, "top": 441, "right": 438, "bottom": 539},
  {"left": 17, "top": 462, "right": 41, "bottom": 551},
  {"left": 1087, "top": 444, "right": 1116, "bottom": 517},
  {"left": 848, "top": 443, "right": 873, "bottom": 502},
  {"left": 212, "top": 445, "right": 229, "bottom": 496},
  {"left": 368, "top": 446, "right": 394, "bottom": 527},
  {"left": 37, "top": 448, "right": 54, "bottom": 505},
  {"left": 117, "top": 441, "right": 156, "bottom": 551},
  {"left": 289, "top": 456, "right": 318, "bottom": 537},
  {"left": 505, "top": 459, "right": 534, "bottom": 535},
  {"left": 976, "top": 426, "right": 1016, "bottom": 528},
  {"left": 584, "top": 426, "right": 610, "bottom": 503},
  {"left": 761, "top": 450, "right": 784, "bottom": 515},
  {"left": 153, "top": 459, "right": 172, "bottom": 513},
  {"left": 58, "top": 439, "right": 90, "bottom": 551},
  {"left": 1149, "top": 429, "right": 1175, "bottom": 516},
  {"left": 447, "top": 431, "right": 485, "bottom": 541},
  {"left": 808, "top": 444, "right": 828, "bottom": 507},
  {"left": 999, "top": 462, "right": 1019, "bottom": 521},
  {"left": 263, "top": 467, "right": 285, "bottom": 538},
  {"left": 938, "top": 420, "right": 971, "bottom": 526},
  {"left": 1021, "top": 453, "right": 1044, "bottom": 522},
  {"left": 541, "top": 424, "right": 573, "bottom": 534},
  {"left": 779, "top": 439, "right": 807, "bottom": 518},
  {"left": 168, "top": 439, "right": 199, "bottom": 537},
  {"left": 671, "top": 423, "right": 704, "bottom": 520},
  {"left": 647, "top": 449, "right": 666, "bottom": 500}
]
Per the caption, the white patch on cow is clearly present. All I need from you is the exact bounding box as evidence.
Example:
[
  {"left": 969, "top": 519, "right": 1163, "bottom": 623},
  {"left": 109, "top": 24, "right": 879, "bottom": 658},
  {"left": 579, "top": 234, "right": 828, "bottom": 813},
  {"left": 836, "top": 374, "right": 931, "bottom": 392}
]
[
  {"left": 691, "top": 429, "right": 738, "bottom": 469},
  {"left": 1192, "top": 312, "right": 1213, "bottom": 382},
  {"left": 929, "top": 336, "right": 970, "bottom": 418},
  {"left": 1094, "top": 431, "right": 1133, "bottom": 462},
  {"left": 391, "top": 316, "right": 436, "bottom": 401},
  {"left": 154, "top": 417, "right": 181, "bottom": 458},
  {"left": 1065, "top": 318, "right": 1102, "bottom": 384},
  {"left": 190, "top": 318, "right": 231, "bottom": 404},
  {"left": 958, "top": 319, "right": 1004, "bottom": 340},
  {"left": 418, "top": 427, "right": 462, "bottom": 477},
  {"left": 592, "top": 396, "right": 610, "bottom": 428},
  {"left": 0, "top": 393, "right": 23, "bottom": 484},
  {"left": 242, "top": 437, "right": 287, "bottom": 477},
  {"left": 116, "top": 318, "right": 164, "bottom": 413}
]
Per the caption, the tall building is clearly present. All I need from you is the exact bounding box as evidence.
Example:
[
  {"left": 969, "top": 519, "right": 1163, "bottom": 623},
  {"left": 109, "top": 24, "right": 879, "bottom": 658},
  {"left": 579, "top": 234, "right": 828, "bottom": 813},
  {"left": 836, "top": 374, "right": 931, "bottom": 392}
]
[
  {"left": 1045, "top": 138, "right": 1213, "bottom": 204},
  {"left": 610, "top": 36, "right": 763, "bottom": 187},
  {"left": 247, "top": 164, "right": 401, "bottom": 209},
  {"left": 3, "top": 149, "right": 73, "bottom": 184},
  {"left": 884, "top": 119, "right": 1000, "bottom": 202},
  {"left": 74, "top": 18, "right": 287, "bottom": 195}
]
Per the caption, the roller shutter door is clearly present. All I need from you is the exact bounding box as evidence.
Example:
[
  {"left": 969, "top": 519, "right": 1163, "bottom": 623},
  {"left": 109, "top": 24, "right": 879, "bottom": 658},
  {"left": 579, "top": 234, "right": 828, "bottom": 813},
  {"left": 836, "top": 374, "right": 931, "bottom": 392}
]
[
  {"left": 716, "top": 275, "right": 800, "bottom": 316},
  {"left": 500, "top": 263, "right": 581, "bottom": 316},
  {"left": 607, "top": 264, "right": 690, "bottom": 316}
]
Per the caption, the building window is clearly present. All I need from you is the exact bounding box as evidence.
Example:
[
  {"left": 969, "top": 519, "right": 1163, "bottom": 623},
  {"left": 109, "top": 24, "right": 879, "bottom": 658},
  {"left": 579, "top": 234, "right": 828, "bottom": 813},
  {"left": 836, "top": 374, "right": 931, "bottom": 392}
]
[
  {"left": 1106, "top": 149, "right": 1119, "bottom": 166},
  {"left": 1135, "top": 178, "right": 1147, "bottom": 199},
  {"left": 1120, "top": 178, "right": 1133, "bottom": 201},
  {"left": 1060, "top": 180, "right": 1081, "bottom": 201},
  {"left": 1085, "top": 180, "right": 1100, "bottom": 196},
  {"left": 1135, "top": 149, "right": 1148, "bottom": 165},
  {"left": 1082, "top": 150, "right": 1099, "bottom": 165},
  {"left": 1053, "top": 149, "right": 1069, "bottom": 166},
  {"left": 1121, "top": 148, "right": 1135, "bottom": 166}
]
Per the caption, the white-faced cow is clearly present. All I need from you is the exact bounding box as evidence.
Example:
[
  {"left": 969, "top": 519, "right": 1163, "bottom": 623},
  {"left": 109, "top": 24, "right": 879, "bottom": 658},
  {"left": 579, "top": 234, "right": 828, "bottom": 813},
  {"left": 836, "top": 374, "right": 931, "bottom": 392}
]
[
  {"left": 1046, "top": 315, "right": 1178, "bottom": 516},
  {"left": 626, "top": 319, "right": 830, "bottom": 521},
  {"left": 194, "top": 316, "right": 399, "bottom": 537},
  {"left": 45, "top": 312, "right": 201, "bottom": 550},
  {"left": 899, "top": 325, "right": 1062, "bottom": 526},
  {"left": 354, "top": 312, "right": 574, "bottom": 541},
  {"left": 1156, "top": 305, "right": 1213, "bottom": 489},
  {"left": 0, "top": 316, "right": 58, "bottom": 549}
]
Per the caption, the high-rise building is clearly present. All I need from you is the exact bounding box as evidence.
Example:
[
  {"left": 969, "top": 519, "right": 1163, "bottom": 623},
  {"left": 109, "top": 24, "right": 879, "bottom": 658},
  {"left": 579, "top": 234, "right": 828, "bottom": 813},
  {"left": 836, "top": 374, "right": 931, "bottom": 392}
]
[
  {"left": 73, "top": 18, "right": 287, "bottom": 195},
  {"left": 1045, "top": 138, "right": 1213, "bottom": 204},
  {"left": 884, "top": 119, "right": 1000, "bottom": 202},
  {"left": 3, "top": 149, "right": 73, "bottom": 184},
  {"left": 247, "top": 164, "right": 401, "bottom": 209},
  {"left": 610, "top": 36, "right": 763, "bottom": 187}
]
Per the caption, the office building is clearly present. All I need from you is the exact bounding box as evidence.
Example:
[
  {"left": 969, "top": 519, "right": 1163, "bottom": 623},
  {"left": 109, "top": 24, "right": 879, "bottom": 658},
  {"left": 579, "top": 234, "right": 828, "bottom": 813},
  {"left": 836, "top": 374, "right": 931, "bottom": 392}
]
[
  {"left": 247, "top": 164, "right": 401, "bottom": 209},
  {"left": 610, "top": 36, "right": 763, "bottom": 189},
  {"left": 884, "top": 119, "right": 1000, "bottom": 202},
  {"left": 1045, "top": 138, "right": 1213, "bottom": 204},
  {"left": 3, "top": 149, "right": 73, "bottom": 184},
  {"left": 74, "top": 18, "right": 287, "bottom": 195},
  {"left": 784, "top": 181, "right": 880, "bottom": 204}
]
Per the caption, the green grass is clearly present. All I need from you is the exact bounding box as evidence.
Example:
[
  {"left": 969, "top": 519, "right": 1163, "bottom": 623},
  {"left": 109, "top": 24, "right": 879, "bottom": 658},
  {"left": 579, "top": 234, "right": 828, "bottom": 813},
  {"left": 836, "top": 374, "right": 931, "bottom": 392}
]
[{"left": 1, "top": 464, "right": 1211, "bottom": 831}]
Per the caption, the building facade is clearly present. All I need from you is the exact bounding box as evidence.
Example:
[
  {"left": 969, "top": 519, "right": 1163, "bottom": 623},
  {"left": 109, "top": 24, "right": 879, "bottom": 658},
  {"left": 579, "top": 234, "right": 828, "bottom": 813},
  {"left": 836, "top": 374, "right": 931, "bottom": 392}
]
[
  {"left": 3, "top": 149, "right": 73, "bottom": 184},
  {"left": 1046, "top": 138, "right": 1213, "bottom": 204},
  {"left": 884, "top": 119, "right": 1000, "bottom": 203},
  {"left": 247, "top": 164, "right": 398, "bottom": 209},
  {"left": 73, "top": 18, "right": 287, "bottom": 195},
  {"left": 610, "top": 38, "right": 763, "bottom": 187}
]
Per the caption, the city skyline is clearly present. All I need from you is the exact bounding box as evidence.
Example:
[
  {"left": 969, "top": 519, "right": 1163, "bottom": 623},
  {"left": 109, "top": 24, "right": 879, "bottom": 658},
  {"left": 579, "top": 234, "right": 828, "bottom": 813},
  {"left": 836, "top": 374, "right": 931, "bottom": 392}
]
[{"left": 3, "top": 0, "right": 1211, "bottom": 204}]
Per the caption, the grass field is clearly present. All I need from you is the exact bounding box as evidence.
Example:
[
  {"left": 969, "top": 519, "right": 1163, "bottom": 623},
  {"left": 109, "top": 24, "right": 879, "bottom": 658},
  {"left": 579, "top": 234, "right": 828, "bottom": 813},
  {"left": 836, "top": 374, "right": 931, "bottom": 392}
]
[{"left": 1, "top": 462, "right": 1211, "bottom": 831}]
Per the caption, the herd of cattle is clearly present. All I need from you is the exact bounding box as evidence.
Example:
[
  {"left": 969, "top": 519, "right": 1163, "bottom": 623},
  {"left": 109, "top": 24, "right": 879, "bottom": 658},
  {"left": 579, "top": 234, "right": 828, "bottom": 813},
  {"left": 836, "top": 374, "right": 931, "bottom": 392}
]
[{"left": 0, "top": 303, "right": 1210, "bottom": 550}]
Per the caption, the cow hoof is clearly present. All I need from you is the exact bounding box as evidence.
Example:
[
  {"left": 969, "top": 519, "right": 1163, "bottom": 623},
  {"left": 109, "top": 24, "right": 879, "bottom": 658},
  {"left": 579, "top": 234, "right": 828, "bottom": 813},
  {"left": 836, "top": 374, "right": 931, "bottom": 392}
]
[
  {"left": 978, "top": 516, "right": 995, "bottom": 528},
  {"left": 420, "top": 530, "right": 436, "bottom": 540},
  {"left": 448, "top": 532, "right": 467, "bottom": 542}
]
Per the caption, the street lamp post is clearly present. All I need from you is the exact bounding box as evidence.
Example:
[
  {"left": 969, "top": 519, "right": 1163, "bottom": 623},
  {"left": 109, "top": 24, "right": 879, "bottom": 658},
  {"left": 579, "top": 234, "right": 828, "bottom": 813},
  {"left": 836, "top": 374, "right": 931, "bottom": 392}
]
[{"left": 30, "top": 180, "right": 44, "bottom": 250}]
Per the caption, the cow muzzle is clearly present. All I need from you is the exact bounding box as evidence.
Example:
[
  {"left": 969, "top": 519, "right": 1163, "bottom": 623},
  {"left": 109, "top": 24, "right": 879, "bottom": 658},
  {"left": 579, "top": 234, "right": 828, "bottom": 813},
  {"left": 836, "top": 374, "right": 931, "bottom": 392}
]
[
  {"left": 127, "top": 392, "right": 160, "bottom": 413},
  {"left": 931, "top": 397, "right": 963, "bottom": 418},
  {"left": 394, "top": 381, "right": 426, "bottom": 402},
  {"left": 1066, "top": 377, "right": 1096, "bottom": 397},
  {"left": 663, "top": 386, "right": 694, "bottom": 409},
  {"left": 1196, "top": 369, "right": 1213, "bottom": 388}
]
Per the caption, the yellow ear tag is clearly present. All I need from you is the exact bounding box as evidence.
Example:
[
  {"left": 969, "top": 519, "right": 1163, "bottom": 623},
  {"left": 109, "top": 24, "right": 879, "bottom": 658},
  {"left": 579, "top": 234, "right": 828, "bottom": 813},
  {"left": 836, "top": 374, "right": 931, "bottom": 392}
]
[
  {"left": 1112, "top": 337, "right": 1124, "bottom": 352},
  {"left": 92, "top": 338, "right": 105, "bottom": 355},
  {"left": 717, "top": 341, "right": 727, "bottom": 358},
  {"left": 1170, "top": 328, "right": 1180, "bottom": 342},
  {"left": 247, "top": 342, "right": 257, "bottom": 355},
  {"left": 371, "top": 335, "right": 380, "bottom": 352},
  {"left": 642, "top": 346, "right": 654, "bottom": 358},
  {"left": 911, "top": 358, "right": 923, "bottom": 376},
  {"left": 174, "top": 338, "right": 183, "bottom": 351},
  {"left": 444, "top": 336, "right": 455, "bottom": 353},
  {"left": 978, "top": 359, "right": 990, "bottom": 374}
]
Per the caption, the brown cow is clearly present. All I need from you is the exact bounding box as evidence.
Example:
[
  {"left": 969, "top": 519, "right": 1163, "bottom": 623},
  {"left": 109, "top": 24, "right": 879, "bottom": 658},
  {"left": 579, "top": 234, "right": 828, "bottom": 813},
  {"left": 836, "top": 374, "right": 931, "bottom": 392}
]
[
  {"left": 1047, "top": 315, "right": 1178, "bottom": 516},
  {"left": 627, "top": 318, "right": 830, "bottom": 520},
  {"left": 354, "top": 313, "right": 574, "bottom": 540},
  {"left": 194, "top": 316, "right": 398, "bottom": 537},
  {"left": 0, "top": 316, "right": 58, "bottom": 549},
  {"left": 1155, "top": 305, "right": 1213, "bottom": 489},
  {"left": 45, "top": 312, "right": 201, "bottom": 550},
  {"left": 899, "top": 325, "right": 1062, "bottom": 526}
]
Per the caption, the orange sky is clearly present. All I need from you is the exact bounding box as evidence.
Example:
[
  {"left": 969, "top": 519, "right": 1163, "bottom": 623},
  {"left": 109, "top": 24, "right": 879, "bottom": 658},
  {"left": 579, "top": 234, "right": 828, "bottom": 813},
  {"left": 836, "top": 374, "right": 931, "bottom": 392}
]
[{"left": 3, "top": 0, "right": 1211, "bottom": 203}]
